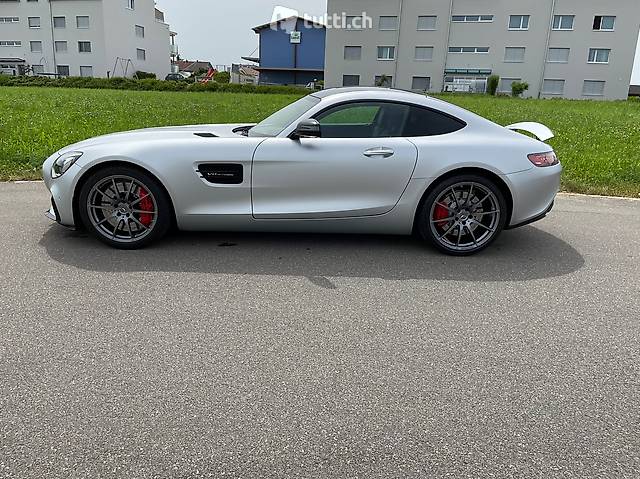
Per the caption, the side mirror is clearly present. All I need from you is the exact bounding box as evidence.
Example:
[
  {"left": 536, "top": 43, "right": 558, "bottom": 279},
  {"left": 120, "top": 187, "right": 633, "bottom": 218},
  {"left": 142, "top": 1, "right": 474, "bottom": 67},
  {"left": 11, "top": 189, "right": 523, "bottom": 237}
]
[{"left": 292, "top": 119, "right": 321, "bottom": 139}]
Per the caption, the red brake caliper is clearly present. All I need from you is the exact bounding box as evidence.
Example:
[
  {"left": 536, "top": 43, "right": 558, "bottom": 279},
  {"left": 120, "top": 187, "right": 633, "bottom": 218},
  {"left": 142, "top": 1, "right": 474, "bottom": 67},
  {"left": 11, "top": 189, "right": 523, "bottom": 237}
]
[
  {"left": 137, "top": 187, "right": 154, "bottom": 227},
  {"left": 433, "top": 203, "right": 450, "bottom": 230}
]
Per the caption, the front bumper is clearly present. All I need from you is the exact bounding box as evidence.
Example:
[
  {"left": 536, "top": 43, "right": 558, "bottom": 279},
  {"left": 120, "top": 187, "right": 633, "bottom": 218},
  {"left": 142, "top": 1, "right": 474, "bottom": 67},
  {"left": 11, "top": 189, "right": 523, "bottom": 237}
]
[{"left": 42, "top": 153, "right": 82, "bottom": 227}]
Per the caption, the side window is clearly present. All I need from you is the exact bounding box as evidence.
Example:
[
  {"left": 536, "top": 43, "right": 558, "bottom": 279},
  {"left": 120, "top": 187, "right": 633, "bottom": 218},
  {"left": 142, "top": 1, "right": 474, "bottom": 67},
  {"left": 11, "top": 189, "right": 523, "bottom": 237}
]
[
  {"left": 403, "top": 106, "right": 466, "bottom": 137},
  {"left": 315, "top": 102, "right": 410, "bottom": 138}
]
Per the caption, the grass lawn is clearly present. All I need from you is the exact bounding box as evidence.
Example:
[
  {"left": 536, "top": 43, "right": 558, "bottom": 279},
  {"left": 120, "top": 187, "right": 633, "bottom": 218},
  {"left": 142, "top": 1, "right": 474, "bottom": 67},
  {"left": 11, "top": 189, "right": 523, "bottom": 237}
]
[{"left": 1, "top": 86, "right": 639, "bottom": 197}]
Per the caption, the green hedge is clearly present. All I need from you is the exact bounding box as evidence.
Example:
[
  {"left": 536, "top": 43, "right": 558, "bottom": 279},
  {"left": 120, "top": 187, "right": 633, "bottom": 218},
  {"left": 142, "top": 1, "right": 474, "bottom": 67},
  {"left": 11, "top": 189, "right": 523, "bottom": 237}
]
[{"left": 0, "top": 75, "right": 309, "bottom": 95}]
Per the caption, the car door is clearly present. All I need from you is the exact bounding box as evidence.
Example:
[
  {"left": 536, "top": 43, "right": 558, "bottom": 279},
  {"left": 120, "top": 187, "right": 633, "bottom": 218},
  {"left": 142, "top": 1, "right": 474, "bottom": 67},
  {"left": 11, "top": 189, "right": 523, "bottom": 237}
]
[{"left": 251, "top": 101, "right": 418, "bottom": 219}]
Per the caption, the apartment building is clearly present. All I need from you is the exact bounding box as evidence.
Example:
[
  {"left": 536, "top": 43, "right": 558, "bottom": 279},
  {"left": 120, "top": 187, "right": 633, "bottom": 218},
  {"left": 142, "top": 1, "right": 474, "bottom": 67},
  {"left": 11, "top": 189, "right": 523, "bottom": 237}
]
[
  {"left": 0, "top": 0, "right": 171, "bottom": 78},
  {"left": 325, "top": 0, "right": 640, "bottom": 99}
]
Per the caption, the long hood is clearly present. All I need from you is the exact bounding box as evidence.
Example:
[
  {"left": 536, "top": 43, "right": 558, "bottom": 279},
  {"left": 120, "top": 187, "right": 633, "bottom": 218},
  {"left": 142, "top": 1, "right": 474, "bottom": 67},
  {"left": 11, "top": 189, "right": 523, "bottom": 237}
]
[{"left": 58, "top": 124, "right": 256, "bottom": 155}]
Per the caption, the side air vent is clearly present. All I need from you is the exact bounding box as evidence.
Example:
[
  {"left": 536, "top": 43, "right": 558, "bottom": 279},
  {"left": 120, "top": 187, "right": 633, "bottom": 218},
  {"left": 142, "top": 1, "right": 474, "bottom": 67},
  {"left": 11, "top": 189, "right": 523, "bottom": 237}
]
[
  {"left": 197, "top": 164, "right": 243, "bottom": 185},
  {"left": 194, "top": 132, "right": 217, "bottom": 138}
]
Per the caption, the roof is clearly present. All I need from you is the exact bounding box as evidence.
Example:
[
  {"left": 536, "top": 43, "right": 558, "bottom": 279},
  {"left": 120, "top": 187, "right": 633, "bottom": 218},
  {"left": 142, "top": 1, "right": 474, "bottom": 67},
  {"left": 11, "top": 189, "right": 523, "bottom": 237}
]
[
  {"left": 176, "top": 60, "right": 213, "bottom": 73},
  {"left": 629, "top": 85, "right": 640, "bottom": 96},
  {"left": 252, "top": 15, "right": 326, "bottom": 33}
]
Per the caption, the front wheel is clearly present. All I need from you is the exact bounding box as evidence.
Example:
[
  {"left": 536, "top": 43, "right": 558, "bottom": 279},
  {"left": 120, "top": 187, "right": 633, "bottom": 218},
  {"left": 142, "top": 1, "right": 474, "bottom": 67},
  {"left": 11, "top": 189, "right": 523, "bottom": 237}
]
[
  {"left": 78, "top": 166, "right": 172, "bottom": 249},
  {"left": 417, "top": 175, "right": 507, "bottom": 256}
]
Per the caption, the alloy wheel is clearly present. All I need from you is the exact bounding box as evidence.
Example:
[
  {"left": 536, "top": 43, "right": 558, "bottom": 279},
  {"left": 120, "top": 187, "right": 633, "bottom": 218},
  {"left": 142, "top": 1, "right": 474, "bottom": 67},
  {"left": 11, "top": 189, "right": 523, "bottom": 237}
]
[
  {"left": 429, "top": 181, "right": 501, "bottom": 253},
  {"left": 86, "top": 175, "right": 158, "bottom": 243}
]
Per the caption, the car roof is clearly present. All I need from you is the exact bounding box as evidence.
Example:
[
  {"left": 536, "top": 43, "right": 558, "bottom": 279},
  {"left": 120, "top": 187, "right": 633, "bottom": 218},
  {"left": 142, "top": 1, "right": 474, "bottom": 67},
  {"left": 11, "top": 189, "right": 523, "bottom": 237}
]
[{"left": 311, "top": 87, "right": 429, "bottom": 101}]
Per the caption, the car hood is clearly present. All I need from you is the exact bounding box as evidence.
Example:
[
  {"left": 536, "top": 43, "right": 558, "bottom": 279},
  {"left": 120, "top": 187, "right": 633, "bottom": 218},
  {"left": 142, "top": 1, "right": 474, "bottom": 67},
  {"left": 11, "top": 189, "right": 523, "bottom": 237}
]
[{"left": 57, "top": 123, "right": 256, "bottom": 155}]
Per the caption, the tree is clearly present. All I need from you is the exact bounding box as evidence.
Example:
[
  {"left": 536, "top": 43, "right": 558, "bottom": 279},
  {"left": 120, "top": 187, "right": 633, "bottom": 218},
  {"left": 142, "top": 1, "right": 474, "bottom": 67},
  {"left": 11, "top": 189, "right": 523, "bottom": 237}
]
[
  {"left": 487, "top": 75, "right": 500, "bottom": 96},
  {"left": 214, "top": 71, "right": 231, "bottom": 83},
  {"left": 511, "top": 81, "right": 529, "bottom": 97}
]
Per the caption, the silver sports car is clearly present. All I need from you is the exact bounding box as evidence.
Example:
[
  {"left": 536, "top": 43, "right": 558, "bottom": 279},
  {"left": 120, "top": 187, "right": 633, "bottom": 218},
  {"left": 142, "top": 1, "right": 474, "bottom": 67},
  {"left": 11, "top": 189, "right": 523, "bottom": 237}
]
[{"left": 42, "top": 87, "right": 561, "bottom": 255}]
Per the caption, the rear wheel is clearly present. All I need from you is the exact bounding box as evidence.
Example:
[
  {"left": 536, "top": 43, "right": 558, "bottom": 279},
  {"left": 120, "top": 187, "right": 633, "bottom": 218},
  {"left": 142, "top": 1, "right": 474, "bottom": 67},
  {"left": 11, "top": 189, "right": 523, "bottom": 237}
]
[
  {"left": 417, "top": 175, "right": 507, "bottom": 256},
  {"left": 78, "top": 166, "right": 171, "bottom": 249}
]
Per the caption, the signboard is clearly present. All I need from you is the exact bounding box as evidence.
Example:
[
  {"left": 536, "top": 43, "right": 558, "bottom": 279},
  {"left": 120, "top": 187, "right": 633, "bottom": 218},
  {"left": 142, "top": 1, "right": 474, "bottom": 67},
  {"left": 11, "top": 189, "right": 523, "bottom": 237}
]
[{"left": 290, "top": 31, "right": 301, "bottom": 44}]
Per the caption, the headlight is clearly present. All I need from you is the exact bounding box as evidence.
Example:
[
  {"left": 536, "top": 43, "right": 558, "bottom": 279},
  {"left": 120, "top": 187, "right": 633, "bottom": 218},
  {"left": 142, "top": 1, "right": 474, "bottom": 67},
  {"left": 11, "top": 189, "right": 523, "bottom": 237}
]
[{"left": 51, "top": 151, "right": 82, "bottom": 178}]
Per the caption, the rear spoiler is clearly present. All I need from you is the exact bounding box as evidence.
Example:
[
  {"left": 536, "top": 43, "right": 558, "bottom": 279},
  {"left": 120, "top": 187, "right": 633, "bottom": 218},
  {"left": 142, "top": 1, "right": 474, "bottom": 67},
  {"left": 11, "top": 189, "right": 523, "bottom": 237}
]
[{"left": 505, "top": 122, "right": 554, "bottom": 141}]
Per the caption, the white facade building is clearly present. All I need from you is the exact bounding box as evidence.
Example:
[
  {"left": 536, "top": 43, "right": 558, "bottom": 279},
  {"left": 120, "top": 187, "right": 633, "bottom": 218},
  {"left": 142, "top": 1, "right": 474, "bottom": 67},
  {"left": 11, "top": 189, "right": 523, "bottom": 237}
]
[
  {"left": 0, "top": 0, "right": 171, "bottom": 78},
  {"left": 325, "top": 0, "right": 640, "bottom": 100}
]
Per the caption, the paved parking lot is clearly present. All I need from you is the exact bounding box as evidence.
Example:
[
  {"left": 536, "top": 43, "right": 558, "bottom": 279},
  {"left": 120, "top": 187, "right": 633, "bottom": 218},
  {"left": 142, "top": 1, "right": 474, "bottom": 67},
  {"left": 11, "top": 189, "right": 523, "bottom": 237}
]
[{"left": 1, "top": 182, "right": 639, "bottom": 478}]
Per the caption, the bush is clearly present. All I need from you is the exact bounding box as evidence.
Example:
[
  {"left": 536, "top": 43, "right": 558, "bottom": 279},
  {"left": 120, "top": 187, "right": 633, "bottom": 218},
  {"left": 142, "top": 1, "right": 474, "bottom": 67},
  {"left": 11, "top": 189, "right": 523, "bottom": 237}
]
[
  {"left": 0, "top": 74, "right": 307, "bottom": 95},
  {"left": 511, "top": 81, "right": 529, "bottom": 97},
  {"left": 135, "top": 71, "right": 156, "bottom": 80},
  {"left": 213, "top": 71, "right": 231, "bottom": 84},
  {"left": 487, "top": 75, "right": 500, "bottom": 96}
]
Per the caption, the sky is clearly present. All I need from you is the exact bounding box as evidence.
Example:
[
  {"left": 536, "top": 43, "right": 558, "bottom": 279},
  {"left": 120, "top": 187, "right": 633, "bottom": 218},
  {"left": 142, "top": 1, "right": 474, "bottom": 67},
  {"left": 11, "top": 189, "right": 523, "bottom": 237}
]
[{"left": 155, "top": 0, "right": 640, "bottom": 84}]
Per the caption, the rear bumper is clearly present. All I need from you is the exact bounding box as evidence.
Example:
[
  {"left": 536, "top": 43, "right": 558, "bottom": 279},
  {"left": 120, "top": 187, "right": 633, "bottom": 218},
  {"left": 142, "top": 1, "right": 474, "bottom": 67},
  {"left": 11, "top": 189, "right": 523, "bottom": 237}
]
[
  {"left": 505, "top": 163, "right": 562, "bottom": 227},
  {"left": 506, "top": 200, "right": 554, "bottom": 229}
]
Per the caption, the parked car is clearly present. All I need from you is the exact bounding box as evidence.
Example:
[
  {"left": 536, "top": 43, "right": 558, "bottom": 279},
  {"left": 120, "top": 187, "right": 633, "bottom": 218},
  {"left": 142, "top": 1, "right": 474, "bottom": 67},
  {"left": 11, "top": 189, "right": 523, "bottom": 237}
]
[
  {"left": 42, "top": 88, "right": 561, "bottom": 255},
  {"left": 164, "top": 73, "right": 190, "bottom": 82}
]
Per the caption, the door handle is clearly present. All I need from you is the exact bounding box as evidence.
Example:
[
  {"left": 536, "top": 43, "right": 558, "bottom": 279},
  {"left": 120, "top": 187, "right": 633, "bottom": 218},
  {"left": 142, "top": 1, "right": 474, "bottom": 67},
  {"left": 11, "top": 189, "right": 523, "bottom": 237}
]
[{"left": 363, "top": 147, "right": 395, "bottom": 158}]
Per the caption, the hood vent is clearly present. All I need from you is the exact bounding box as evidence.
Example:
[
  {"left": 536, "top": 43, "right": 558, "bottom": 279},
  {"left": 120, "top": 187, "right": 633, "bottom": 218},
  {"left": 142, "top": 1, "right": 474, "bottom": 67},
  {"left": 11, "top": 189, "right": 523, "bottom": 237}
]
[{"left": 194, "top": 132, "right": 218, "bottom": 138}]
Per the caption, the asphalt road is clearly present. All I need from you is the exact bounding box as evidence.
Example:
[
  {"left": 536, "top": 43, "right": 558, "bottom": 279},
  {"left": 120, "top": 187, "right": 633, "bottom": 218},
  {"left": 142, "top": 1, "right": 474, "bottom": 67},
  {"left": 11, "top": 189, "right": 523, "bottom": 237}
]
[{"left": 1, "top": 182, "right": 639, "bottom": 479}]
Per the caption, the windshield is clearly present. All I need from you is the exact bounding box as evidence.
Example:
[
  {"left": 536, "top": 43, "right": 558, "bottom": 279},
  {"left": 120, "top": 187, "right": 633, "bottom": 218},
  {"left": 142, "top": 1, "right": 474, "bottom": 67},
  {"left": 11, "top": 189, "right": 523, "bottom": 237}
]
[{"left": 249, "top": 95, "right": 320, "bottom": 137}]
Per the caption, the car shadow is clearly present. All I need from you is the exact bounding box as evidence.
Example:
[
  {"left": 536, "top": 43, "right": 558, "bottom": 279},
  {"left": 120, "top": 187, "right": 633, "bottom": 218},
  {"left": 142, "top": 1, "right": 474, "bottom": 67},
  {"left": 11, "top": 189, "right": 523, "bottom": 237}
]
[{"left": 39, "top": 225, "right": 584, "bottom": 283}]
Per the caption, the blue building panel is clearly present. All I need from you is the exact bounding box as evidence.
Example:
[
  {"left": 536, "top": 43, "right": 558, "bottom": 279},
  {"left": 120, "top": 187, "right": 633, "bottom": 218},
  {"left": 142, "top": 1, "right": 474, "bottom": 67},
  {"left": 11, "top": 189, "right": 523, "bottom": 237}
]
[{"left": 254, "top": 16, "right": 326, "bottom": 86}]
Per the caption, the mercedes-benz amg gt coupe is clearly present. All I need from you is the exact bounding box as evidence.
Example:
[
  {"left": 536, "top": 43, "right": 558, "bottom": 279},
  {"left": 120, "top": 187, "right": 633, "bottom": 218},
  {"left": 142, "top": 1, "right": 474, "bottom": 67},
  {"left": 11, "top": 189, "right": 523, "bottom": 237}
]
[{"left": 42, "top": 87, "right": 561, "bottom": 255}]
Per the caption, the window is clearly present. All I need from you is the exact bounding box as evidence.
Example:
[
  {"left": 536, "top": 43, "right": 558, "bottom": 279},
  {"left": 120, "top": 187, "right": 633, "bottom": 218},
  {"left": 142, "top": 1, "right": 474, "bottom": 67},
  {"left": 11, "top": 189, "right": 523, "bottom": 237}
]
[
  {"left": 379, "top": 16, "right": 398, "bottom": 31},
  {"left": 315, "top": 101, "right": 465, "bottom": 139},
  {"left": 127, "top": 0, "right": 135, "bottom": 9},
  {"left": 415, "top": 46, "right": 434, "bottom": 61},
  {"left": 53, "top": 16, "right": 65, "bottom": 28},
  {"left": 593, "top": 16, "right": 615, "bottom": 31},
  {"left": 78, "top": 41, "right": 91, "bottom": 53},
  {"left": 509, "top": 15, "right": 529, "bottom": 30},
  {"left": 0, "top": 17, "right": 20, "bottom": 23},
  {"left": 80, "top": 66, "right": 93, "bottom": 77},
  {"left": 137, "top": 48, "right": 146, "bottom": 61},
  {"left": 374, "top": 75, "right": 393, "bottom": 87},
  {"left": 342, "top": 74, "right": 360, "bottom": 87},
  {"left": 448, "top": 47, "right": 489, "bottom": 54},
  {"left": 451, "top": 15, "right": 493, "bottom": 23},
  {"left": 32, "top": 64, "right": 44, "bottom": 74},
  {"left": 553, "top": 15, "right": 574, "bottom": 30},
  {"left": 504, "top": 47, "right": 525, "bottom": 63},
  {"left": 499, "top": 78, "right": 521, "bottom": 93},
  {"left": 28, "top": 16, "right": 40, "bottom": 28},
  {"left": 588, "top": 48, "right": 610, "bottom": 64},
  {"left": 417, "top": 16, "right": 437, "bottom": 30},
  {"left": 344, "top": 46, "right": 362, "bottom": 60},
  {"left": 547, "top": 48, "right": 570, "bottom": 63},
  {"left": 135, "top": 24, "right": 145, "bottom": 38},
  {"left": 248, "top": 96, "right": 320, "bottom": 138},
  {"left": 54, "top": 41, "right": 67, "bottom": 53},
  {"left": 57, "top": 65, "right": 70, "bottom": 77},
  {"left": 345, "top": 16, "right": 363, "bottom": 30},
  {"left": 542, "top": 79, "right": 565, "bottom": 95},
  {"left": 583, "top": 80, "right": 605, "bottom": 96},
  {"left": 411, "top": 76, "right": 431, "bottom": 91},
  {"left": 377, "top": 46, "right": 395, "bottom": 60},
  {"left": 30, "top": 41, "right": 42, "bottom": 53},
  {"left": 76, "top": 16, "right": 89, "bottom": 29},
  {"left": 0, "top": 41, "right": 22, "bottom": 47},
  {"left": 403, "top": 106, "right": 466, "bottom": 137}
]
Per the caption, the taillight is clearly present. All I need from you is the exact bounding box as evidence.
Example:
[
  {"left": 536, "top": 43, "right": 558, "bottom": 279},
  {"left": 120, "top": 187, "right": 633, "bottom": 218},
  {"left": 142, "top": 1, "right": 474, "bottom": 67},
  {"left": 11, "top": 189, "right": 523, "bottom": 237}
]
[{"left": 528, "top": 151, "right": 559, "bottom": 167}]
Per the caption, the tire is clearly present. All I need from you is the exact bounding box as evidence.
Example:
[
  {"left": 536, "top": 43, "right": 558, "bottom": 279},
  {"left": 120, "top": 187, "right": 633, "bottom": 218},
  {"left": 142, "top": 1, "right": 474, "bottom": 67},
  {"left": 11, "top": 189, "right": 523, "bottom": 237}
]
[
  {"left": 77, "top": 165, "right": 172, "bottom": 249},
  {"left": 417, "top": 174, "right": 507, "bottom": 256}
]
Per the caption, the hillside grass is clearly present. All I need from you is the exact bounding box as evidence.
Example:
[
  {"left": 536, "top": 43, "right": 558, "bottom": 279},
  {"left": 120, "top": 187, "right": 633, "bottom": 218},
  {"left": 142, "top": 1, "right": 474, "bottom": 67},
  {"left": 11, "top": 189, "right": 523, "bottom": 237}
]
[{"left": 1, "top": 87, "right": 638, "bottom": 197}]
